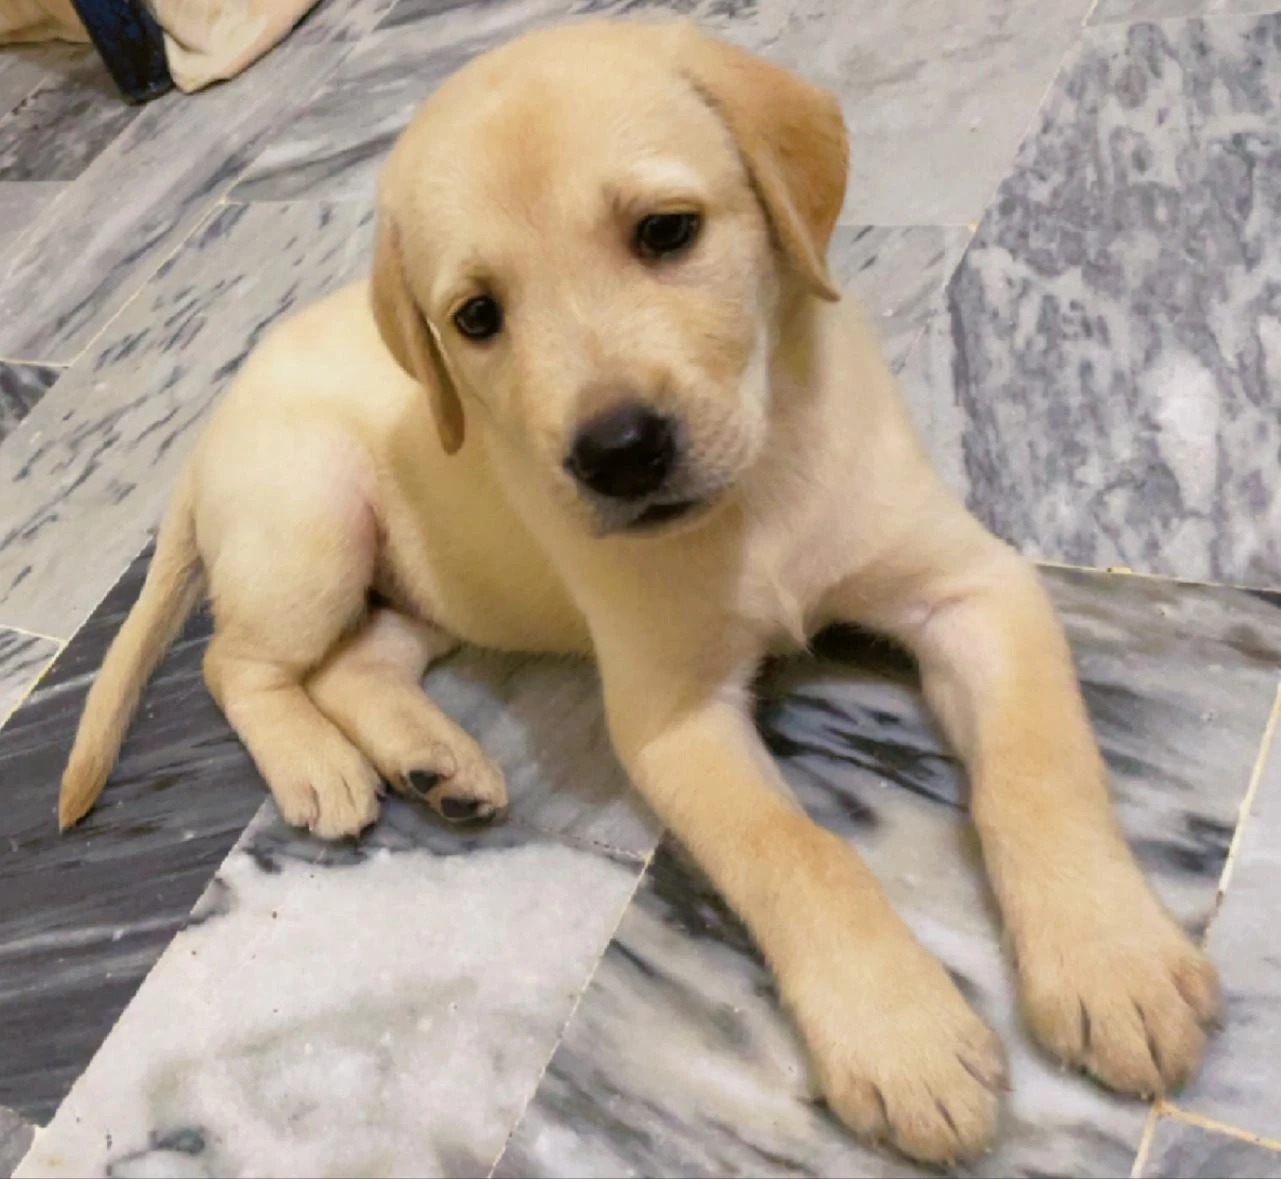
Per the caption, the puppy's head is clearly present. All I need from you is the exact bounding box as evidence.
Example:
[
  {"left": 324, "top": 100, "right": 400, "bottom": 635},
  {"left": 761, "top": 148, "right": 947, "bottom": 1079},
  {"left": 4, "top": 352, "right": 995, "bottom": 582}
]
[{"left": 371, "top": 20, "right": 847, "bottom": 537}]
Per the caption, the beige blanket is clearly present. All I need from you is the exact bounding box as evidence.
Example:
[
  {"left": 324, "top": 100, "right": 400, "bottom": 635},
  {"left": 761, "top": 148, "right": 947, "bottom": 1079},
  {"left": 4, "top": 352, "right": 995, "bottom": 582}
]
[{"left": 0, "top": 0, "right": 319, "bottom": 91}]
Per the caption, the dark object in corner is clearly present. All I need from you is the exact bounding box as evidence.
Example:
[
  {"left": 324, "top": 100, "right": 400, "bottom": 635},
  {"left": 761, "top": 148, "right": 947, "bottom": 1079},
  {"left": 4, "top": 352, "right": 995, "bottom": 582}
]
[{"left": 70, "top": 0, "right": 173, "bottom": 103}]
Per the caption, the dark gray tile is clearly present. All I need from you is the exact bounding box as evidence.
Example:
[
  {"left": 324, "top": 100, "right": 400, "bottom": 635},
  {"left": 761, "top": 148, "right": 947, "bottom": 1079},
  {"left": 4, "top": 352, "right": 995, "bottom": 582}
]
[
  {"left": 900, "top": 15, "right": 1281, "bottom": 586},
  {"left": 1143, "top": 1117, "right": 1281, "bottom": 1178},
  {"left": 0, "top": 543, "right": 264, "bottom": 1122},
  {"left": 0, "top": 363, "right": 59, "bottom": 448},
  {"left": 16, "top": 803, "right": 643, "bottom": 1176},
  {"left": 496, "top": 570, "right": 1281, "bottom": 1179},
  {"left": 0, "top": 50, "right": 137, "bottom": 182},
  {"left": 0, "top": 626, "right": 57, "bottom": 725}
]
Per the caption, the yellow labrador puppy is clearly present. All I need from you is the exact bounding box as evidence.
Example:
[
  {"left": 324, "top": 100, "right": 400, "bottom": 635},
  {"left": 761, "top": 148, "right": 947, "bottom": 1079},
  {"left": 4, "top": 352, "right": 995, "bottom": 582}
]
[{"left": 59, "top": 19, "right": 1217, "bottom": 1163}]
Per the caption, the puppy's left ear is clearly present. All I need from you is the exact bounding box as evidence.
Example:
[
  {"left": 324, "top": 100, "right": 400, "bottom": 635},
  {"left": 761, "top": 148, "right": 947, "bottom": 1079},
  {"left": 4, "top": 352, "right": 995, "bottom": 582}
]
[{"left": 669, "top": 23, "right": 847, "bottom": 301}]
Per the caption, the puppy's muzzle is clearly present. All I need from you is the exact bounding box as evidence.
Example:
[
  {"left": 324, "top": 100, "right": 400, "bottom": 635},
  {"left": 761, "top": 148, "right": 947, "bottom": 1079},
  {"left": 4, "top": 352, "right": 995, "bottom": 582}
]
[{"left": 565, "top": 402, "right": 677, "bottom": 501}]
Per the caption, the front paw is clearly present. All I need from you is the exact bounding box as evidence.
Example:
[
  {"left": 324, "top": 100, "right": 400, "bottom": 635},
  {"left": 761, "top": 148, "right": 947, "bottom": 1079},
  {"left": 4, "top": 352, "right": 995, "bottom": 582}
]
[
  {"left": 1017, "top": 889, "right": 1219, "bottom": 1095},
  {"left": 787, "top": 942, "right": 1007, "bottom": 1164}
]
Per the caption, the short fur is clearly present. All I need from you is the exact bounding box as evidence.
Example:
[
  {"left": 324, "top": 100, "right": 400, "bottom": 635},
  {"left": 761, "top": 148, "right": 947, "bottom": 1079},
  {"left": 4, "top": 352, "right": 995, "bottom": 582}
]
[{"left": 60, "top": 20, "right": 1217, "bottom": 1163}]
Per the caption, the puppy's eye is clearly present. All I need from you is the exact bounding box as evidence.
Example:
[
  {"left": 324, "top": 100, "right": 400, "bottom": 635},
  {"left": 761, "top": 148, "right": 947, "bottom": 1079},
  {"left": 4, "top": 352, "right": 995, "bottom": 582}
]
[
  {"left": 454, "top": 295, "right": 503, "bottom": 340},
  {"left": 634, "top": 212, "right": 701, "bottom": 260}
]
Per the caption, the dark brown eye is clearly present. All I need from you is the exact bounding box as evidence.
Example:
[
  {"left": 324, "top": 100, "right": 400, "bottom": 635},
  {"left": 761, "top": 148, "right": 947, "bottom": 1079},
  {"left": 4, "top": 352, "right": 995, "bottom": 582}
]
[
  {"left": 634, "top": 212, "right": 701, "bottom": 259},
  {"left": 454, "top": 295, "right": 502, "bottom": 340}
]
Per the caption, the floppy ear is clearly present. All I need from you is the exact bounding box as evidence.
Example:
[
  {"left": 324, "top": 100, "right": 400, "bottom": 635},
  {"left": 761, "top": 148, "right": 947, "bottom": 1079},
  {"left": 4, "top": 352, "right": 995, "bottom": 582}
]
[
  {"left": 670, "top": 24, "right": 848, "bottom": 301},
  {"left": 369, "top": 210, "right": 465, "bottom": 454}
]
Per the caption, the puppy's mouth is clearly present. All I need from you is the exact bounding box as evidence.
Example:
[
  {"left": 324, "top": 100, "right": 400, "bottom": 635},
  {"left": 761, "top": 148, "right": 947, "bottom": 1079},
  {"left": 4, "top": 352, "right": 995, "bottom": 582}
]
[{"left": 628, "top": 498, "right": 701, "bottom": 531}]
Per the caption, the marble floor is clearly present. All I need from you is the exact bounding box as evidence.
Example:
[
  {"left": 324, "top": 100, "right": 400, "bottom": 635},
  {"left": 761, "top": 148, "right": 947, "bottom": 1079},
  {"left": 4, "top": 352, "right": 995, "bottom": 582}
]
[{"left": 1, "top": 0, "right": 1280, "bottom": 1175}]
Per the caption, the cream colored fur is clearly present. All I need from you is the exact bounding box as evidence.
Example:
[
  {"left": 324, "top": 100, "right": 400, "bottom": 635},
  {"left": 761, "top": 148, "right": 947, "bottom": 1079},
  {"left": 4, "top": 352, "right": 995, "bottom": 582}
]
[{"left": 58, "top": 20, "right": 1217, "bottom": 1163}]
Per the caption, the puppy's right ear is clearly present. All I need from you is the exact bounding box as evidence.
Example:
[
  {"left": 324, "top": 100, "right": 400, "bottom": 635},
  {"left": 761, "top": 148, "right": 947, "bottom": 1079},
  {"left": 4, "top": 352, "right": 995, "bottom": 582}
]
[{"left": 370, "top": 212, "right": 465, "bottom": 455}]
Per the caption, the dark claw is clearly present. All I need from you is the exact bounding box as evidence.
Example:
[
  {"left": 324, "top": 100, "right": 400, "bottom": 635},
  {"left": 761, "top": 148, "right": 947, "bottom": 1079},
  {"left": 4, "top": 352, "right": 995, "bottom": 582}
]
[
  {"left": 440, "top": 795, "right": 491, "bottom": 822},
  {"left": 1080, "top": 998, "right": 1093, "bottom": 1055},
  {"left": 404, "top": 770, "right": 442, "bottom": 799}
]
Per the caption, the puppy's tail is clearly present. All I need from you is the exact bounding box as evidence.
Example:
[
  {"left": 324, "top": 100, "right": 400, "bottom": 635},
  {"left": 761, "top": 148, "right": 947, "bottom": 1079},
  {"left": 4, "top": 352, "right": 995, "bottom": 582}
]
[{"left": 58, "top": 465, "right": 204, "bottom": 830}]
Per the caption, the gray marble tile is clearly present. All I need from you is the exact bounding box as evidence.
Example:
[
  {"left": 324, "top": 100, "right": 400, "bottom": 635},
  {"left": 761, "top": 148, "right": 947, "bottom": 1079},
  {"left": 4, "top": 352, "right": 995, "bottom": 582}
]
[
  {"left": 230, "top": 0, "right": 573, "bottom": 204},
  {"left": 0, "top": 183, "right": 64, "bottom": 256},
  {"left": 0, "top": 49, "right": 137, "bottom": 181},
  {"left": 496, "top": 571, "right": 1281, "bottom": 1179},
  {"left": 0, "top": 545, "right": 266, "bottom": 1120},
  {"left": 831, "top": 225, "right": 971, "bottom": 372},
  {"left": 290, "top": 0, "right": 398, "bottom": 42},
  {"left": 1175, "top": 689, "right": 1281, "bottom": 1140},
  {"left": 0, "top": 45, "right": 89, "bottom": 121},
  {"left": 901, "top": 16, "right": 1281, "bottom": 586},
  {"left": 0, "top": 626, "right": 56, "bottom": 724},
  {"left": 426, "top": 649, "right": 660, "bottom": 857},
  {"left": 0, "top": 1108, "right": 33, "bottom": 1179},
  {"left": 0, "top": 362, "right": 59, "bottom": 448},
  {"left": 0, "top": 539, "right": 652, "bottom": 1122},
  {"left": 1143, "top": 1116, "right": 1281, "bottom": 1178},
  {"left": 0, "top": 199, "right": 374, "bottom": 639},
  {"left": 0, "top": 43, "right": 346, "bottom": 365},
  {"left": 575, "top": 0, "right": 1096, "bottom": 225},
  {"left": 15, "top": 802, "right": 642, "bottom": 1178},
  {"left": 1091, "top": 0, "right": 1278, "bottom": 24}
]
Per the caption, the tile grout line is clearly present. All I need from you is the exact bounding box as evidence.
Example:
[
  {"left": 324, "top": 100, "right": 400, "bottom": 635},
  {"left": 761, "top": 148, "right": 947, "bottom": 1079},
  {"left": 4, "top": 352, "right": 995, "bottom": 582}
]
[
  {"left": 0, "top": 637, "right": 66, "bottom": 730},
  {"left": 46, "top": 37, "right": 362, "bottom": 375},
  {"left": 1033, "top": 556, "right": 1281, "bottom": 596},
  {"left": 1209, "top": 677, "right": 1281, "bottom": 913},
  {"left": 484, "top": 838, "right": 661, "bottom": 1179},
  {"left": 0, "top": 619, "right": 65, "bottom": 644},
  {"left": 1130, "top": 1102, "right": 1160, "bottom": 1179},
  {"left": 1152, "top": 1102, "right": 1281, "bottom": 1152}
]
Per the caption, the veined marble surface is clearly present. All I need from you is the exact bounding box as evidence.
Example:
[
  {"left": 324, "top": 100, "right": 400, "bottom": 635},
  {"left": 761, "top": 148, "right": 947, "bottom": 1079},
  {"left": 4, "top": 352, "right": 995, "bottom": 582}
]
[
  {"left": 0, "top": 200, "right": 374, "bottom": 639},
  {"left": 0, "top": 44, "right": 347, "bottom": 365},
  {"left": 1143, "top": 1116, "right": 1281, "bottom": 1178},
  {"left": 1091, "top": 0, "right": 1279, "bottom": 24},
  {"left": 0, "top": 49, "right": 136, "bottom": 182},
  {"left": 0, "top": 184, "right": 63, "bottom": 257},
  {"left": 0, "top": 363, "right": 58, "bottom": 448},
  {"left": 496, "top": 570, "right": 1281, "bottom": 1179},
  {"left": 15, "top": 803, "right": 643, "bottom": 1179},
  {"left": 902, "top": 15, "right": 1281, "bottom": 587},
  {"left": 230, "top": 0, "right": 574, "bottom": 205},
  {"left": 0, "top": 1108, "right": 32, "bottom": 1179},
  {"left": 0, "top": 45, "right": 88, "bottom": 121},
  {"left": 1175, "top": 684, "right": 1281, "bottom": 1141},
  {"left": 0, "top": 626, "right": 55, "bottom": 725}
]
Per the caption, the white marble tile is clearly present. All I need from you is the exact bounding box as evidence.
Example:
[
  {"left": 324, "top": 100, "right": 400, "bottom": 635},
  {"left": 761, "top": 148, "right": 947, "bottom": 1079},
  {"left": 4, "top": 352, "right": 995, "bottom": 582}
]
[
  {"left": 0, "top": 626, "right": 56, "bottom": 724},
  {"left": 899, "top": 16, "right": 1281, "bottom": 586},
  {"left": 231, "top": 0, "right": 574, "bottom": 204},
  {"left": 495, "top": 571, "right": 1281, "bottom": 1178},
  {"left": 0, "top": 200, "right": 374, "bottom": 638},
  {"left": 1175, "top": 689, "right": 1281, "bottom": 1141},
  {"left": 1143, "top": 1116, "right": 1281, "bottom": 1178},
  {"left": 15, "top": 801, "right": 642, "bottom": 1179},
  {"left": 0, "top": 44, "right": 346, "bottom": 364}
]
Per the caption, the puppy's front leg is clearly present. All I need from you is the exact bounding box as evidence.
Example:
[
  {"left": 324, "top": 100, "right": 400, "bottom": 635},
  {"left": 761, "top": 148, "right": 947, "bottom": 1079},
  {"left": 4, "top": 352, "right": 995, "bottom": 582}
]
[
  {"left": 834, "top": 526, "right": 1219, "bottom": 1097},
  {"left": 597, "top": 640, "right": 1006, "bottom": 1163}
]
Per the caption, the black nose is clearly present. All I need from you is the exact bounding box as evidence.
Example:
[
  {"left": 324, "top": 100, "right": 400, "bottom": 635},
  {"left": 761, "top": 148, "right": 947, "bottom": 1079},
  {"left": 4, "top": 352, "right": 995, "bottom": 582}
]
[{"left": 566, "top": 403, "right": 676, "bottom": 500}]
